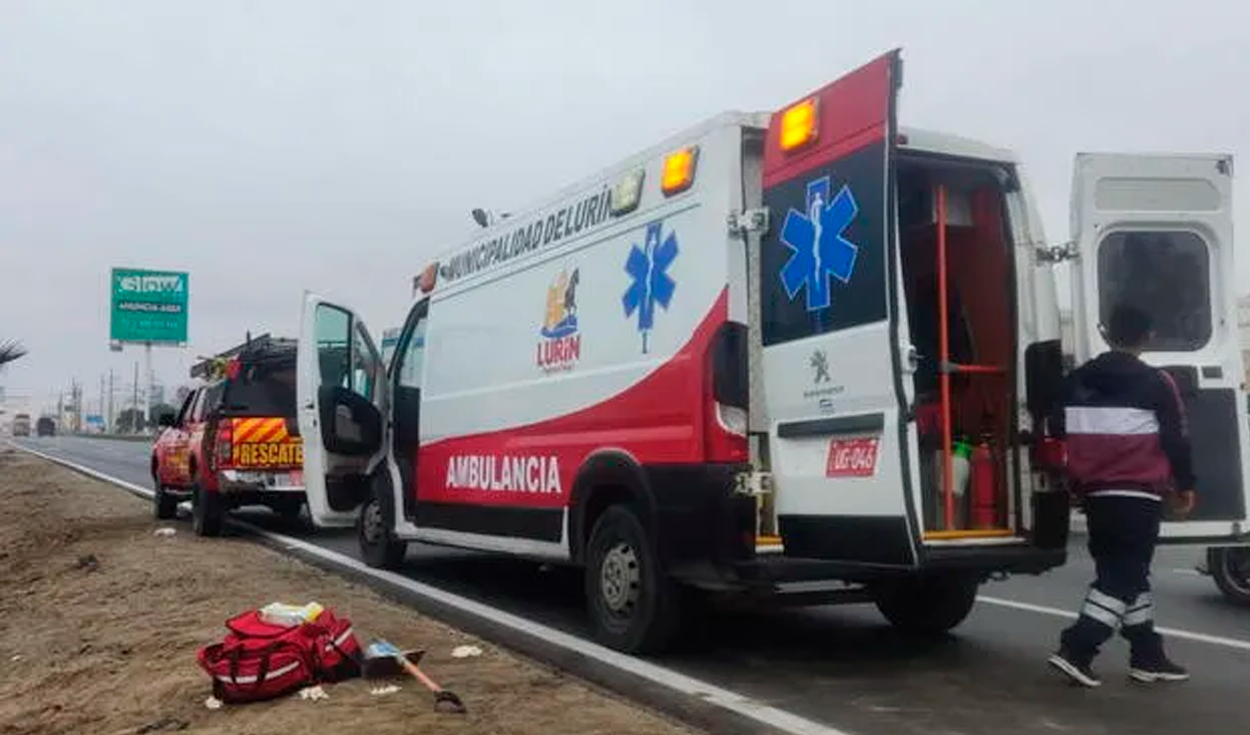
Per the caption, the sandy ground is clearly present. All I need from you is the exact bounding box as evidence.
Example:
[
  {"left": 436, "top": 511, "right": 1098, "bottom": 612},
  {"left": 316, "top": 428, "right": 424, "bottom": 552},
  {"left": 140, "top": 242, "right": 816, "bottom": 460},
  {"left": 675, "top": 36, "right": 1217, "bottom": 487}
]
[{"left": 0, "top": 449, "right": 695, "bottom": 735}]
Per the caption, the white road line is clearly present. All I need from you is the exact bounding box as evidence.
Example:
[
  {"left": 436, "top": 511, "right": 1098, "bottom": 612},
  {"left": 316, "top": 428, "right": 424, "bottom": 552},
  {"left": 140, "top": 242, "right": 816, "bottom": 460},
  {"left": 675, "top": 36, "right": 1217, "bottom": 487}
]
[
  {"left": 9, "top": 442, "right": 852, "bottom": 735},
  {"left": 1170, "top": 568, "right": 1203, "bottom": 577},
  {"left": 978, "top": 596, "right": 1250, "bottom": 653},
  {"left": 11, "top": 443, "right": 154, "bottom": 498}
]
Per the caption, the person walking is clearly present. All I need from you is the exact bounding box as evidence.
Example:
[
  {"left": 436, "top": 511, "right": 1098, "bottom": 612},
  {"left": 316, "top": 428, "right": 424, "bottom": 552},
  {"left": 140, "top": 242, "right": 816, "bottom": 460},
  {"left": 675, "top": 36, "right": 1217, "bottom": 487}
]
[{"left": 1048, "top": 304, "right": 1196, "bottom": 687}]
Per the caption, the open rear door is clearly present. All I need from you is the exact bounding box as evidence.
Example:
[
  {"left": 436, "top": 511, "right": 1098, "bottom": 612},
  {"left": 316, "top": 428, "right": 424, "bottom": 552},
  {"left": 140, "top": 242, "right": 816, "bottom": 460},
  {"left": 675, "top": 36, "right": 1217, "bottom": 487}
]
[
  {"left": 759, "top": 50, "right": 920, "bottom": 565},
  {"left": 297, "top": 292, "right": 388, "bottom": 528},
  {"left": 1070, "top": 153, "right": 1250, "bottom": 542}
]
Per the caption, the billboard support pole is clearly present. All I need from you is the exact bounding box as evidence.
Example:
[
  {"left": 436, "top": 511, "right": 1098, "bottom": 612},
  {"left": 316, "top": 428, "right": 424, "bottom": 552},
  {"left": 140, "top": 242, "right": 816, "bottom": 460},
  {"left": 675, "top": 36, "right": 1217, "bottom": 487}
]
[
  {"left": 144, "top": 341, "right": 153, "bottom": 431},
  {"left": 131, "top": 362, "right": 139, "bottom": 434}
]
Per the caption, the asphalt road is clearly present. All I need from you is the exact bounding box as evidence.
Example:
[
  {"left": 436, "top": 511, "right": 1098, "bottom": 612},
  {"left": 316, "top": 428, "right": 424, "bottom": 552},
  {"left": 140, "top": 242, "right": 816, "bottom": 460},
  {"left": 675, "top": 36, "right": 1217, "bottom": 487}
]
[{"left": 13, "top": 435, "right": 1250, "bottom": 735}]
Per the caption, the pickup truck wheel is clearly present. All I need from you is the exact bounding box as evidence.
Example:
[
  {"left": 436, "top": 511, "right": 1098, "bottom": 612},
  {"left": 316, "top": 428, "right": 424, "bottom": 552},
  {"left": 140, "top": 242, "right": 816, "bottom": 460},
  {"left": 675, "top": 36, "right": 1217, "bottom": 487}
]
[
  {"left": 1208, "top": 547, "right": 1250, "bottom": 607},
  {"left": 272, "top": 498, "right": 305, "bottom": 524},
  {"left": 585, "top": 505, "right": 682, "bottom": 654},
  {"left": 358, "top": 494, "right": 406, "bottom": 569},
  {"left": 873, "top": 573, "right": 979, "bottom": 635},
  {"left": 152, "top": 477, "right": 177, "bottom": 520},
  {"left": 192, "top": 483, "right": 224, "bottom": 537}
]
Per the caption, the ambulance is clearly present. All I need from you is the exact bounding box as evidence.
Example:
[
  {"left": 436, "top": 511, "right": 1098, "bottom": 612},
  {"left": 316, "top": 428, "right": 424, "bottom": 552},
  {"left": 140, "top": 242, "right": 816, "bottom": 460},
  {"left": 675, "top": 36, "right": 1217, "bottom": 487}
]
[{"left": 296, "top": 49, "right": 1249, "bottom": 654}]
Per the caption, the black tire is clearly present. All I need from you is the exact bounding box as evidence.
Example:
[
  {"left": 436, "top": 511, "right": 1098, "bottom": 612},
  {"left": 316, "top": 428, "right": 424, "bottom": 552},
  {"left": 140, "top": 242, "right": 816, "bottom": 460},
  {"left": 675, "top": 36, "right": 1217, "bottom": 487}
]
[
  {"left": 152, "top": 476, "right": 177, "bottom": 520},
  {"left": 873, "top": 573, "right": 979, "bottom": 635},
  {"left": 1208, "top": 547, "right": 1250, "bottom": 607},
  {"left": 192, "top": 483, "right": 224, "bottom": 538},
  {"left": 584, "top": 504, "right": 682, "bottom": 654},
  {"left": 358, "top": 487, "right": 406, "bottom": 570},
  {"left": 272, "top": 498, "right": 306, "bottom": 524}
]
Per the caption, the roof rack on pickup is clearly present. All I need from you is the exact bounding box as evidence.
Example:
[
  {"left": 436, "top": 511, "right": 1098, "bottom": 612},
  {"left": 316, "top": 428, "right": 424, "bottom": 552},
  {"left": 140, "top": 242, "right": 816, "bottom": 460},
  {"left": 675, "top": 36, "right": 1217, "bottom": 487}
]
[{"left": 190, "top": 333, "right": 298, "bottom": 379}]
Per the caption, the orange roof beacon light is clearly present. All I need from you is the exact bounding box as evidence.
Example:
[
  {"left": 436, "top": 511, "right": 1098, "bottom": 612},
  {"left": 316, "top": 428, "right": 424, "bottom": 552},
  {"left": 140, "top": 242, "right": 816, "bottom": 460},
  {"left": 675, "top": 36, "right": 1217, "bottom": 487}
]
[
  {"left": 780, "top": 96, "right": 819, "bottom": 153},
  {"left": 661, "top": 146, "right": 699, "bottom": 197},
  {"left": 416, "top": 262, "right": 438, "bottom": 295}
]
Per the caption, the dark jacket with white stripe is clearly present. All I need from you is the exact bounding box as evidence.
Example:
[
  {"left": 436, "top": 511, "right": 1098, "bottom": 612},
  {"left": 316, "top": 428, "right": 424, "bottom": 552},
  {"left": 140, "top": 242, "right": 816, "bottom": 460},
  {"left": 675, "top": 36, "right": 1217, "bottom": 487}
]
[{"left": 1054, "top": 351, "right": 1195, "bottom": 498}]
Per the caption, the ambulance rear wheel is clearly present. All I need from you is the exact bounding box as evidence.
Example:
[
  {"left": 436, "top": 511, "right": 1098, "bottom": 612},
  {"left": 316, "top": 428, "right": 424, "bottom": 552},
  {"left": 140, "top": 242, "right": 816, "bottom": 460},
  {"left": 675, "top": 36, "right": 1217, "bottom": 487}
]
[
  {"left": 873, "top": 573, "right": 979, "bottom": 635},
  {"left": 192, "top": 484, "right": 224, "bottom": 538},
  {"left": 585, "top": 505, "right": 682, "bottom": 654},
  {"left": 358, "top": 494, "right": 406, "bottom": 570}
]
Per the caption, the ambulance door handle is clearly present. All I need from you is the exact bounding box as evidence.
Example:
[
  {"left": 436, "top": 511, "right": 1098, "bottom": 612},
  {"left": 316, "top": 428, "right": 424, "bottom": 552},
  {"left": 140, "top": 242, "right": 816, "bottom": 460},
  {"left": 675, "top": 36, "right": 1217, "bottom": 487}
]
[{"left": 903, "top": 346, "right": 920, "bottom": 374}]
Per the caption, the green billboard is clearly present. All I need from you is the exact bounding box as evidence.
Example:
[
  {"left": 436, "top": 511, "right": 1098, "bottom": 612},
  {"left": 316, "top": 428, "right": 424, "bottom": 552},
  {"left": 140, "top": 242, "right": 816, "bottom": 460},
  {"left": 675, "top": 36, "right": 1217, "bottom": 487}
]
[{"left": 109, "top": 268, "right": 189, "bottom": 344}]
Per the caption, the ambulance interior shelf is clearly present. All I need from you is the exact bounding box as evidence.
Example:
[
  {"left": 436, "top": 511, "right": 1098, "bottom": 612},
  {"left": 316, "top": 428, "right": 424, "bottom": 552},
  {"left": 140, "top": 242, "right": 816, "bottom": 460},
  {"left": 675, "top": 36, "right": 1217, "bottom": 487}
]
[{"left": 897, "top": 158, "right": 1016, "bottom": 537}]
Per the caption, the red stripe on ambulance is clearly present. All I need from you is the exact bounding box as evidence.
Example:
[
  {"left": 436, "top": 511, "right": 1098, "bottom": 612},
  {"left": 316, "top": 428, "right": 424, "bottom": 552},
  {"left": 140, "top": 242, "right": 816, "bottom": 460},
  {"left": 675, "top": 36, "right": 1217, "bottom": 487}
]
[{"left": 415, "top": 290, "right": 728, "bottom": 508}]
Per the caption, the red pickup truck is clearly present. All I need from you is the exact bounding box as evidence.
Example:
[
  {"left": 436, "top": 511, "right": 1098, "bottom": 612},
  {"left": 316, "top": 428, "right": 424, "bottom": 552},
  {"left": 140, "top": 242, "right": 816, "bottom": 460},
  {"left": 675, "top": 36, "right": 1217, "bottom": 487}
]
[{"left": 151, "top": 339, "right": 304, "bottom": 536}]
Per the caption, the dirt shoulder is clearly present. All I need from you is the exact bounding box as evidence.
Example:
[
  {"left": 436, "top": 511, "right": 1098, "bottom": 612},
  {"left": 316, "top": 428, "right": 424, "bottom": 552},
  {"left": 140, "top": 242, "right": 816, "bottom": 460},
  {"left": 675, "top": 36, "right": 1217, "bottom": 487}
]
[{"left": 0, "top": 449, "right": 695, "bottom": 735}]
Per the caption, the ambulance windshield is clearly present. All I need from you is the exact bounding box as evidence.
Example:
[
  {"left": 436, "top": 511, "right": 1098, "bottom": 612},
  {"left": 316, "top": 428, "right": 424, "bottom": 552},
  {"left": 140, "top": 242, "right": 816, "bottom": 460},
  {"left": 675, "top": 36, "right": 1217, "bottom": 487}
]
[{"left": 1097, "top": 230, "right": 1212, "bottom": 352}]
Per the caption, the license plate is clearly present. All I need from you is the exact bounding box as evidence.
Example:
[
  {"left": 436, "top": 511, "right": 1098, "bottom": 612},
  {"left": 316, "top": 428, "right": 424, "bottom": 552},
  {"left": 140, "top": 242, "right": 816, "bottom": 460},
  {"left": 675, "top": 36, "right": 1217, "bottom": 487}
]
[
  {"left": 235, "top": 470, "right": 302, "bottom": 489},
  {"left": 825, "top": 437, "right": 880, "bottom": 478},
  {"left": 269, "top": 471, "right": 302, "bottom": 489}
]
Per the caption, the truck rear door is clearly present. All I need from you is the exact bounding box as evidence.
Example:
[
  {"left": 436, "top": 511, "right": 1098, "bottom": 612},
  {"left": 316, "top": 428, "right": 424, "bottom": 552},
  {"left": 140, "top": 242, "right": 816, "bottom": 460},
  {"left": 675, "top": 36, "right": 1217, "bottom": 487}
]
[
  {"left": 221, "top": 362, "right": 303, "bottom": 475},
  {"left": 1069, "top": 153, "right": 1250, "bottom": 542},
  {"left": 759, "top": 50, "right": 920, "bottom": 565}
]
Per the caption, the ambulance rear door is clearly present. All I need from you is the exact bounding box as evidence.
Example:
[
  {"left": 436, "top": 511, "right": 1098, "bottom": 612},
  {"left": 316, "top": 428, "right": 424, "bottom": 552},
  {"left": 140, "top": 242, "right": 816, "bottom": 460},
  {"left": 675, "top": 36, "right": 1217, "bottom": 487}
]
[
  {"left": 759, "top": 49, "right": 920, "bottom": 566},
  {"left": 1069, "top": 153, "right": 1250, "bottom": 542},
  {"left": 297, "top": 292, "right": 388, "bottom": 528}
]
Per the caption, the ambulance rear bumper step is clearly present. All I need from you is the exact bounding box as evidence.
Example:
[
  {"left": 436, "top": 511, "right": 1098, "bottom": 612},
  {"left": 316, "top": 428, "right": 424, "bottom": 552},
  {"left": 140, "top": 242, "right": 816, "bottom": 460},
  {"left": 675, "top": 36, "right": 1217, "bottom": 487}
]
[{"left": 728, "top": 545, "right": 1065, "bottom": 584}]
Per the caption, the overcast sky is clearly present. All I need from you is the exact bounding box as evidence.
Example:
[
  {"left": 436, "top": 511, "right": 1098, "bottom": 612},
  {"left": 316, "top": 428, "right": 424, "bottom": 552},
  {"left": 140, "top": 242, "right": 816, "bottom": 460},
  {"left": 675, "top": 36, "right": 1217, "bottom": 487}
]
[{"left": 1, "top": 1, "right": 1247, "bottom": 413}]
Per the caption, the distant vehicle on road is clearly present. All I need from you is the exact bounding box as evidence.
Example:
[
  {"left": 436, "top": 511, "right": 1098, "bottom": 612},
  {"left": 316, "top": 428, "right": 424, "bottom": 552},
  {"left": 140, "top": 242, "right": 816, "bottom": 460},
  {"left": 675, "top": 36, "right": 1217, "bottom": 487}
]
[
  {"left": 35, "top": 416, "right": 55, "bottom": 437},
  {"left": 11, "top": 413, "right": 30, "bottom": 437},
  {"left": 151, "top": 334, "right": 304, "bottom": 535}
]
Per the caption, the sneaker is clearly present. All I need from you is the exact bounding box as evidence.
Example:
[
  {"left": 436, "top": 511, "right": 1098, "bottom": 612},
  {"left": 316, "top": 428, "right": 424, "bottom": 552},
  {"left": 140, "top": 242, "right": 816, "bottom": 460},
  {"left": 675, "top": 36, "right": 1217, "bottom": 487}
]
[
  {"left": 1129, "top": 655, "right": 1190, "bottom": 683},
  {"left": 1048, "top": 648, "right": 1101, "bottom": 688}
]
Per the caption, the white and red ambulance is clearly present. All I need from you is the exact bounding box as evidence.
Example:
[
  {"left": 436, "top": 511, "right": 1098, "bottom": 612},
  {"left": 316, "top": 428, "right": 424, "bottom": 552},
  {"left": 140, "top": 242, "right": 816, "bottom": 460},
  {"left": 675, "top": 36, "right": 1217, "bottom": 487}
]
[{"left": 296, "top": 49, "right": 1249, "bottom": 654}]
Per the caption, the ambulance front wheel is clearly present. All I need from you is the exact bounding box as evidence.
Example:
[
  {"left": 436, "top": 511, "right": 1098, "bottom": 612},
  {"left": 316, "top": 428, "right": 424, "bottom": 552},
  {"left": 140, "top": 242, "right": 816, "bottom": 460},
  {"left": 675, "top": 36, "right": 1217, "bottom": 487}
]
[
  {"left": 872, "top": 573, "right": 979, "bottom": 635},
  {"left": 585, "top": 504, "right": 682, "bottom": 655},
  {"left": 358, "top": 491, "right": 407, "bottom": 570}
]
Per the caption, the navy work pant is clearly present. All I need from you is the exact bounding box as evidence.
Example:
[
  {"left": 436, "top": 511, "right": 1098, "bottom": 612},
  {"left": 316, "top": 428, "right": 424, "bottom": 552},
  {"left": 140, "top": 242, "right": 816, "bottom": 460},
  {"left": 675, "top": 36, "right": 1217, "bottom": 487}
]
[{"left": 1060, "top": 494, "right": 1164, "bottom": 660}]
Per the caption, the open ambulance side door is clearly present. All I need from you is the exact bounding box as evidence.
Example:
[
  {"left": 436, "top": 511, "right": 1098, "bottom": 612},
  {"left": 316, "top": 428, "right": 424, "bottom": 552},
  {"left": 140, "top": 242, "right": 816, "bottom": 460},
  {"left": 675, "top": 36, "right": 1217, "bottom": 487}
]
[
  {"left": 297, "top": 292, "right": 389, "bottom": 528},
  {"left": 758, "top": 50, "right": 921, "bottom": 565},
  {"left": 1069, "top": 153, "right": 1250, "bottom": 542}
]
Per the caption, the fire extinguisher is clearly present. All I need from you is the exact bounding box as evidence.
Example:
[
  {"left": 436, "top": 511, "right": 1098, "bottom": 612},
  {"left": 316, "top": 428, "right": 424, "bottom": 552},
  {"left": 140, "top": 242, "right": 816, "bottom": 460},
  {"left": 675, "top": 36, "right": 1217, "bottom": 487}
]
[{"left": 970, "top": 437, "right": 997, "bottom": 529}]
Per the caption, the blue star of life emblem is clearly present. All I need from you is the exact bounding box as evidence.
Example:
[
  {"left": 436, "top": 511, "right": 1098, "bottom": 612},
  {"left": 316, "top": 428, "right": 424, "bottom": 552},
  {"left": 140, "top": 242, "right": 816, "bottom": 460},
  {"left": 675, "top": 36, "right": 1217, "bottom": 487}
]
[
  {"left": 779, "top": 176, "right": 860, "bottom": 312},
  {"left": 622, "top": 220, "right": 678, "bottom": 354}
]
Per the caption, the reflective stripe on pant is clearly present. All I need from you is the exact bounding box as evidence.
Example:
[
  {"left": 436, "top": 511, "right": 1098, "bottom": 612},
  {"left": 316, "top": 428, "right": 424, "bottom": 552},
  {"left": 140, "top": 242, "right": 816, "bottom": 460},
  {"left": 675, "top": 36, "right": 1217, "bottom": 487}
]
[
  {"left": 1060, "top": 495, "right": 1162, "bottom": 657},
  {"left": 1122, "top": 592, "right": 1152, "bottom": 628},
  {"left": 1080, "top": 587, "right": 1128, "bottom": 629},
  {"left": 1120, "top": 591, "right": 1163, "bottom": 657}
]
